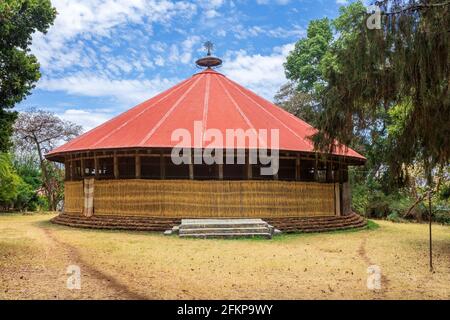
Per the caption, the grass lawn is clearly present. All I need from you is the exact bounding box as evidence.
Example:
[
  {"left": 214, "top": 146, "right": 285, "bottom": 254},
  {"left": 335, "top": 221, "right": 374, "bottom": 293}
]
[{"left": 0, "top": 213, "right": 448, "bottom": 300}]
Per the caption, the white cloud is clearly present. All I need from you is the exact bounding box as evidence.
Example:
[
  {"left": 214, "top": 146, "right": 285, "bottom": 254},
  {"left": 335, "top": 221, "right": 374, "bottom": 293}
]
[
  {"left": 197, "top": 0, "right": 224, "bottom": 11},
  {"left": 336, "top": 0, "right": 349, "bottom": 5},
  {"left": 38, "top": 73, "right": 179, "bottom": 105},
  {"left": 205, "top": 9, "right": 219, "bottom": 18},
  {"left": 58, "top": 109, "right": 114, "bottom": 131},
  {"left": 233, "top": 24, "right": 304, "bottom": 40},
  {"left": 150, "top": 41, "right": 167, "bottom": 53},
  {"left": 31, "top": 0, "right": 197, "bottom": 71},
  {"left": 154, "top": 55, "right": 165, "bottom": 66},
  {"left": 256, "top": 0, "right": 291, "bottom": 5},
  {"left": 168, "top": 35, "right": 201, "bottom": 65},
  {"left": 222, "top": 43, "right": 294, "bottom": 100},
  {"left": 216, "top": 29, "right": 227, "bottom": 37}
]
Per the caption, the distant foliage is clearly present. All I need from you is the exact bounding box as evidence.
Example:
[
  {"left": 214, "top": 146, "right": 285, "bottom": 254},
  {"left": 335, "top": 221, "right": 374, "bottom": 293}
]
[
  {"left": 0, "top": 0, "right": 57, "bottom": 152},
  {"left": 280, "top": 0, "right": 450, "bottom": 222},
  {"left": 274, "top": 83, "right": 317, "bottom": 127},
  {"left": 13, "top": 109, "right": 82, "bottom": 211},
  {"left": 315, "top": 0, "right": 449, "bottom": 172}
]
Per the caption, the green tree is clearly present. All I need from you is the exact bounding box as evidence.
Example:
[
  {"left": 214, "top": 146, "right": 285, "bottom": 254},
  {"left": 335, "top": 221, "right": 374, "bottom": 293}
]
[
  {"left": 12, "top": 154, "right": 42, "bottom": 211},
  {"left": 0, "top": 153, "right": 21, "bottom": 209},
  {"left": 274, "top": 82, "right": 317, "bottom": 126},
  {"left": 0, "top": 0, "right": 57, "bottom": 152},
  {"left": 311, "top": 0, "right": 449, "bottom": 271},
  {"left": 284, "top": 18, "right": 333, "bottom": 94},
  {"left": 279, "top": 1, "right": 449, "bottom": 222},
  {"left": 316, "top": 0, "right": 449, "bottom": 174},
  {"left": 277, "top": 18, "right": 333, "bottom": 129},
  {"left": 13, "top": 109, "right": 82, "bottom": 211}
]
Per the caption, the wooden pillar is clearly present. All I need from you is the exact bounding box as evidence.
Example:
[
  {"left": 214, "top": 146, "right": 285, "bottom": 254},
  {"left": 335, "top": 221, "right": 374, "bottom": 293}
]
[
  {"left": 246, "top": 151, "right": 252, "bottom": 179},
  {"left": 189, "top": 164, "right": 194, "bottom": 179},
  {"left": 326, "top": 159, "right": 332, "bottom": 182},
  {"left": 80, "top": 156, "right": 85, "bottom": 178},
  {"left": 189, "top": 150, "right": 194, "bottom": 179},
  {"left": 68, "top": 154, "right": 73, "bottom": 181},
  {"left": 218, "top": 164, "right": 224, "bottom": 180},
  {"left": 71, "top": 154, "right": 74, "bottom": 180},
  {"left": 338, "top": 158, "right": 343, "bottom": 215},
  {"left": 314, "top": 153, "right": 318, "bottom": 181},
  {"left": 334, "top": 183, "right": 341, "bottom": 216},
  {"left": 135, "top": 154, "right": 141, "bottom": 179},
  {"left": 160, "top": 151, "right": 165, "bottom": 179},
  {"left": 295, "top": 154, "right": 301, "bottom": 181},
  {"left": 94, "top": 153, "right": 99, "bottom": 178},
  {"left": 64, "top": 157, "right": 68, "bottom": 181},
  {"left": 113, "top": 152, "right": 119, "bottom": 179}
]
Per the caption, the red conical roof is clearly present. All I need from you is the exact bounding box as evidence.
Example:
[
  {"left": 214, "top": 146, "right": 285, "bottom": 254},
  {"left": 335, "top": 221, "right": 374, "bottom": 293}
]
[{"left": 47, "top": 68, "right": 365, "bottom": 161}]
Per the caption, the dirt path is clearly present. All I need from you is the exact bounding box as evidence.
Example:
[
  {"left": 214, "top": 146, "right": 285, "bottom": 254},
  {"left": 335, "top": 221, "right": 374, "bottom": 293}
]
[
  {"left": 1, "top": 214, "right": 449, "bottom": 299},
  {"left": 357, "top": 234, "right": 390, "bottom": 297},
  {"left": 41, "top": 227, "right": 148, "bottom": 300}
]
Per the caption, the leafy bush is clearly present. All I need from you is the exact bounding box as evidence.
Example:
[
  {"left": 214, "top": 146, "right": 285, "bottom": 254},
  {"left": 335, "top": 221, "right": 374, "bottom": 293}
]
[
  {"left": 35, "top": 195, "right": 49, "bottom": 211},
  {"left": 386, "top": 212, "right": 404, "bottom": 223},
  {"left": 0, "top": 153, "right": 22, "bottom": 209},
  {"left": 350, "top": 171, "right": 436, "bottom": 222},
  {"left": 13, "top": 180, "right": 35, "bottom": 211},
  {"left": 439, "top": 183, "right": 450, "bottom": 200},
  {"left": 434, "top": 210, "right": 450, "bottom": 225}
]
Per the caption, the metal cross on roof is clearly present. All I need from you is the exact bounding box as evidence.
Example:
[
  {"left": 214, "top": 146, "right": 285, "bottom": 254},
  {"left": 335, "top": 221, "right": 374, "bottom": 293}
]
[
  {"left": 204, "top": 41, "right": 213, "bottom": 56},
  {"left": 195, "top": 41, "right": 222, "bottom": 68}
]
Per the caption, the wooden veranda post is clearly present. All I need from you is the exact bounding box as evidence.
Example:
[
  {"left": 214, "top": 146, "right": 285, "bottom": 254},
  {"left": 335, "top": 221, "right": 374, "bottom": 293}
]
[
  {"left": 428, "top": 190, "right": 433, "bottom": 272},
  {"left": 113, "top": 152, "right": 119, "bottom": 179},
  {"left": 135, "top": 154, "right": 141, "bottom": 179}
]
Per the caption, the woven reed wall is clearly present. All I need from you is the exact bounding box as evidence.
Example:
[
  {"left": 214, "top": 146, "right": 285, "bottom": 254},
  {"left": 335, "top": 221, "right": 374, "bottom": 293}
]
[
  {"left": 64, "top": 181, "right": 84, "bottom": 215},
  {"left": 64, "top": 179, "right": 336, "bottom": 217}
]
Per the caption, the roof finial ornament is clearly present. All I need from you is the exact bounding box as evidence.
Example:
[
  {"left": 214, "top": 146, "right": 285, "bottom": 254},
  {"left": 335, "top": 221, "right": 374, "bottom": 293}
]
[
  {"left": 196, "top": 40, "right": 222, "bottom": 69},
  {"left": 204, "top": 41, "right": 213, "bottom": 56}
]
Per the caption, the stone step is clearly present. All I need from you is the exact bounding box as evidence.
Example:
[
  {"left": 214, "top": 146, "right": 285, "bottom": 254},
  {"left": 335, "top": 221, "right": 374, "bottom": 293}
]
[
  {"left": 180, "top": 223, "right": 268, "bottom": 229},
  {"left": 266, "top": 215, "right": 361, "bottom": 224},
  {"left": 51, "top": 217, "right": 174, "bottom": 231},
  {"left": 175, "top": 218, "right": 275, "bottom": 239},
  {"left": 57, "top": 216, "right": 180, "bottom": 224},
  {"left": 52, "top": 213, "right": 367, "bottom": 234},
  {"left": 179, "top": 232, "right": 272, "bottom": 239},
  {"left": 52, "top": 221, "right": 163, "bottom": 231},
  {"left": 271, "top": 218, "right": 365, "bottom": 229},
  {"left": 280, "top": 221, "right": 367, "bottom": 233},
  {"left": 54, "top": 221, "right": 169, "bottom": 228},
  {"left": 268, "top": 215, "right": 357, "bottom": 222},
  {"left": 266, "top": 219, "right": 362, "bottom": 228},
  {"left": 54, "top": 218, "right": 172, "bottom": 227},
  {"left": 179, "top": 226, "right": 271, "bottom": 235}
]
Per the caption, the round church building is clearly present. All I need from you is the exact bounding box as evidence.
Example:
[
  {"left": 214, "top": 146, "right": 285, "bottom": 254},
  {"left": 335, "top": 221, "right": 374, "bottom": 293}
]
[{"left": 47, "top": 50, "right": 367, "bottom": 233}]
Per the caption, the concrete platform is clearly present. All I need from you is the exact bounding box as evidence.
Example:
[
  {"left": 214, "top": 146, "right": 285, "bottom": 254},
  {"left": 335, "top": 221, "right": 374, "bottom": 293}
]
[{"left": 173, "top": 218, "right": 277, "bottom": 239}]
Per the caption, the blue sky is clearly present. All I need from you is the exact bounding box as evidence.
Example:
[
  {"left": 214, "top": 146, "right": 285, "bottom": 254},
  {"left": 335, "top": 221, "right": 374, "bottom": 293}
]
[{"left": 19, "top": 0, "right": 351, "bottom": 131}]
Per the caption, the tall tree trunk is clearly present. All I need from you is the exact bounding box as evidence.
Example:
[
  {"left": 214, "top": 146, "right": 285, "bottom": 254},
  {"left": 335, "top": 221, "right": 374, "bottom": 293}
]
[
  {"left": 424, "top": 161, "right": 433, "bottom": 272},
  {"left": 33, "top": 135, "right": 55, "bottom": 211},
  {"left": 428, "top": 190, "right": 433, "bottom": 272}
]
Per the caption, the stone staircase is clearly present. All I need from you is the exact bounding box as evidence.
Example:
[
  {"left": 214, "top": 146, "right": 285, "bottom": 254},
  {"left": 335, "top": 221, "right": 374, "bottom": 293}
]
[
  {"left": 51, "top": 213, "right": 366, "bottom": 234},
  {"left": 51, "top": 214, "right": 180, "bottom": 231},
  {"left": 167, "top": 219, "right": 278, "bottom": 239},
  {"left": 265, "top": 213, "right": 367, "bottom": 233}
]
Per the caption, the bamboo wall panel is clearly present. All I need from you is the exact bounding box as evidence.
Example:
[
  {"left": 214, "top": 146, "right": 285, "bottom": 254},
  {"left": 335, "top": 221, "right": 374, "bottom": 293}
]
[
  {"left": 64, "top": 181, "right": 84, "bottom": 215},
  {"left": 62, "top": 179, "right": 336, "bottom": 217}
]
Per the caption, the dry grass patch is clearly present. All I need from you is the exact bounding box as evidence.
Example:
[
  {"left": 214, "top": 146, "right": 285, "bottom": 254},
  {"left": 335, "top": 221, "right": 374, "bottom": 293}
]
[{"left": 0, "top": 213, "right": 449, "bottom": 299}]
